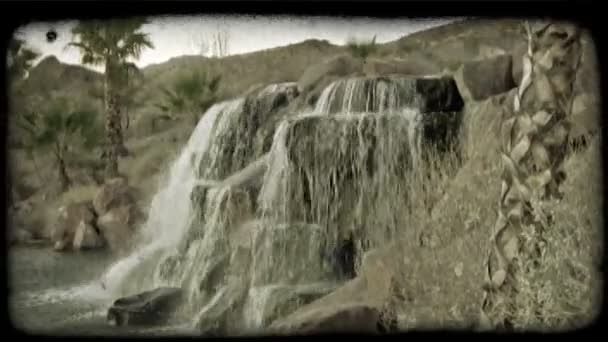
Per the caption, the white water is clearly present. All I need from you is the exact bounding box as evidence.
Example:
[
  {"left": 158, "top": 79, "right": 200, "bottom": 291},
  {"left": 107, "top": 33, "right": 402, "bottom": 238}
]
[{"left": 96, "top": 99, "right": 244, "bottom": 299}]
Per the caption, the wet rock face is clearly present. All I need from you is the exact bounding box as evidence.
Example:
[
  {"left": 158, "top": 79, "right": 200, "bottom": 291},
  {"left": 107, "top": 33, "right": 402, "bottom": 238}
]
[
  {"left": 314, "top": 76, "right": 463, "bottom": 115},
  {"left": 261, "top": 114, "right": 417, "bottom": 246},
  {"left": 107, "top": 287, "right": 183, "bottom": 327},
  {"left": 251, "top": 223, "right": 337, "bottom": 287},
  {"left": 200, "top": 83, "right": 299, "bottom": 181}
]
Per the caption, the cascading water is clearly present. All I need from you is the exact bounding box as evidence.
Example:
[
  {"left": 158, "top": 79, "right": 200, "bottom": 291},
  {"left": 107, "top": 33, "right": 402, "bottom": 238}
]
[
  {"left": 99, "top": 99, "right": 244, "bottom": 298},
  {"left": 72, "top": 75, "right": 462, "bottom": 335}
]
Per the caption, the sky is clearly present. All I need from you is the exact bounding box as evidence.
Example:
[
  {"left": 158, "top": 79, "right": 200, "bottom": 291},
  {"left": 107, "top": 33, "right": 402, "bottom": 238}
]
[{"left": 16, "top": 15, "right": 460, "bottom": 72}]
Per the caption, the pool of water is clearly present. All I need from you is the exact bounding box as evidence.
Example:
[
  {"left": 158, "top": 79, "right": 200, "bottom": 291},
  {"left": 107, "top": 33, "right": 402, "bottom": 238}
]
[{"left": 8, "top": 245, "right": 196, "bottom": 336}]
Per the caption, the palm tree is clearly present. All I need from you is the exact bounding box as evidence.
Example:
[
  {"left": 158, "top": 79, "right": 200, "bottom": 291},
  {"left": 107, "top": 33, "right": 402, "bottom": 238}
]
[
  {"left": 480, "top": 22, "right": 581, "bottom": 329},
  {"left": 155, "top": 70, "right": 221, "bottom": 126},
  {"left": 68, "top": 18, "right": 154, "bottom": 179},
  {"left": 16, "top": 96, "right": 101, "bottom": 192}
]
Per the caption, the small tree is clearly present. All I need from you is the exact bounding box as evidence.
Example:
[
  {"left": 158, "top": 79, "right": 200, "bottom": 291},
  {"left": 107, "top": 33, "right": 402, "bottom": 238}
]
[
  {"left": 155, "top": 70, "right": 221, "bottom": 126},
  {"left": 16, "top": 96, "right": 101, "bottom": 192},
  {"left": 347, "top": 35, "right": 378, "bottom": 62}
]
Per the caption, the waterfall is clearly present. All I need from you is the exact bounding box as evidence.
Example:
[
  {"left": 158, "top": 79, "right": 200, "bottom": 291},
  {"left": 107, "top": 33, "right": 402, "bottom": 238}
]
[
  {"left": 99, "top": 99, "right": 244, "bottom": 298},
  {"left": 89, "top": 76, "right": 462, "bottom": 335}
]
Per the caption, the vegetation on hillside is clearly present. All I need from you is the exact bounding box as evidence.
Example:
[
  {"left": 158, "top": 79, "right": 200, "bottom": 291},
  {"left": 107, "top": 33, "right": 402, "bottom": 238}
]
[
  {"left": 15, "top": 96, "right": 101, "bottom": 191},
  {"left": 155, "top": 70, "right": 222, "bottom": 126},
  {"left": 346, "top": 35, "right": 379, "bottom": 61}
]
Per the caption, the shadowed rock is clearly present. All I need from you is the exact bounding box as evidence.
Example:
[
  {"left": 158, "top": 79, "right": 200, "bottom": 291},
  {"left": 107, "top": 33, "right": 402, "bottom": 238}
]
[
  {"left": 106, "top": 287, "right": 182, "bottom": 327},
  {"left": 314, "top": 75, "right": 463, "bottom": 115},
  {"left": 456, "top": 54, "right": 516, "bottom": 101},
  {"left": 268, "top": 249, "right": 393, "bottom": 335}
]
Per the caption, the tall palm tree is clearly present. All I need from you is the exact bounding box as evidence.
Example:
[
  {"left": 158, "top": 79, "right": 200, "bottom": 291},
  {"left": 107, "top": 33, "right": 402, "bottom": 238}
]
[
  {"left": 68, "top": 18, "right": 153, "bottom": 179},
  {"left": 480, "top": 22, "right": 581, "bottom": 330}
]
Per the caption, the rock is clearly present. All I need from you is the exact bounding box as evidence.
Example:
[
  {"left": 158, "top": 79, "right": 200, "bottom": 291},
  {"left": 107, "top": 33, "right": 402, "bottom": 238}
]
[
  {"left": 93, "top": 177, "right": 136, "bottom": 216},
  {"left": 51, "top": 201, "right": 96, "bottom": 248},
  {"left": 72, "top": 220, "right": 104, "bottom": 250},
  {"left": 96, "top": 204, "right": 142, "bottom": 252},
  {"left": 457, "top": 54, "right": 516, "bottom": 101},
  {"left": 107, "top": 287, "right": 183, "bottom": 326},
  {"left": 414, "top": 76, "right": 465, "bottom": 113},
  {"left": 268, "top": 248, "right": 394, "bottom": 335}
]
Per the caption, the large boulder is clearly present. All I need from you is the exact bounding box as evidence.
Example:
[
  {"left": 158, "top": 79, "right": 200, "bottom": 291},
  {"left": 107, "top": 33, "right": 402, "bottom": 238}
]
[
  {"left": 96, "top": 204, "right": 143, "bottom": 252},
  {"left": 455, "top": 54, "right": 516, "bottom": 101},
  {"left": 93, "top": 177, "right": 137, "bottom": 216},
  {"left": 51, "top": 201, "right": 96, "bottom": 251},
  {"left": 268, "top": 249, "right": 394, "bottom": 335},
  {"left": 107, "top": 287, "right": 183, "bottom": 326}
]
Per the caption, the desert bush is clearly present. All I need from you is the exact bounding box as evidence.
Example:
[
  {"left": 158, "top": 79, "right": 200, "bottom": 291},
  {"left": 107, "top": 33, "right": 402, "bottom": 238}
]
[
  {"left": 155, "top": 69, "right": 221, "bottom": 126},
  {"left": 346, "top": 35, "right": 379, "bottom": 61}
]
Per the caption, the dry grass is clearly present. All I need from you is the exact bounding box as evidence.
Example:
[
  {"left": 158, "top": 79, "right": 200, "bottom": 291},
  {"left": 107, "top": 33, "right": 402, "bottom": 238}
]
[{"left": 379, "top": 84, "right": 602, "bottom": 330}]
